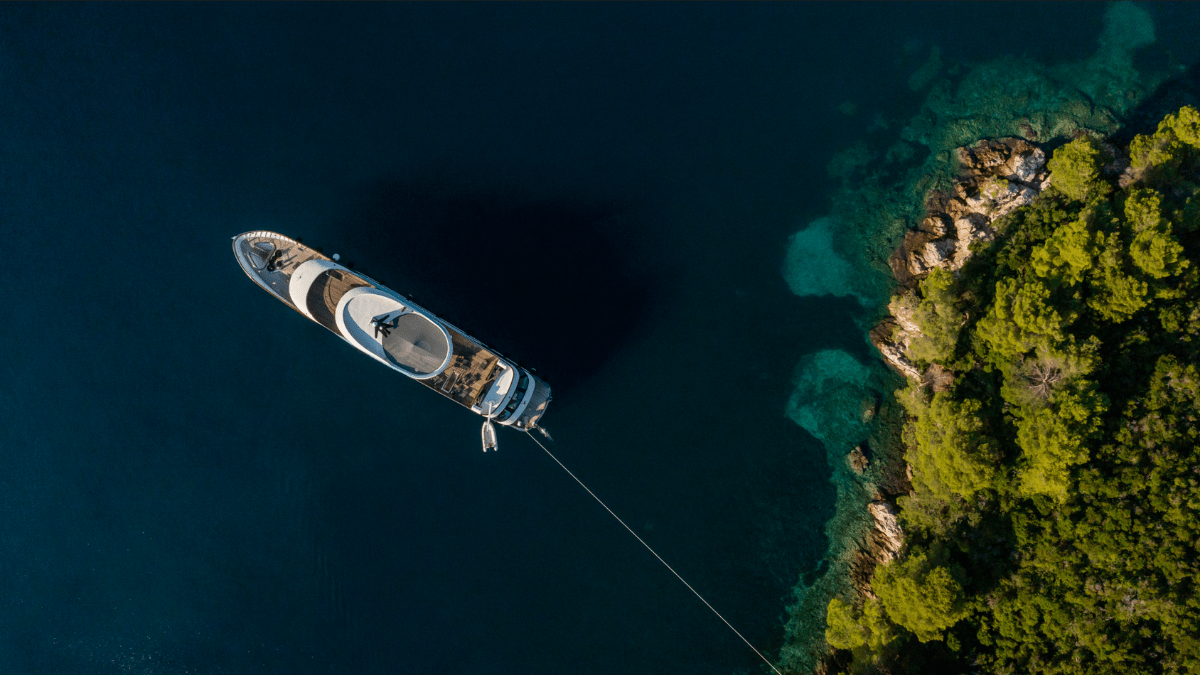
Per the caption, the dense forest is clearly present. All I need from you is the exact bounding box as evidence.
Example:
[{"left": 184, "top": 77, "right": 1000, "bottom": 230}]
[{"left": 825, "top": 108, "right": 1200, "bottom": 673}]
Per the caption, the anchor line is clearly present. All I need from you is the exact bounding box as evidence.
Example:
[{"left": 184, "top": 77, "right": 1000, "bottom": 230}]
[{"left": 523, "top": 430, "right": 783, "bottom": 675}]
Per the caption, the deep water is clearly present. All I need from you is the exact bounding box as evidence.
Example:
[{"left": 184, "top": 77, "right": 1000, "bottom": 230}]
[{"left": 1, "top": 4, "right": 1198, "bottom": 674}]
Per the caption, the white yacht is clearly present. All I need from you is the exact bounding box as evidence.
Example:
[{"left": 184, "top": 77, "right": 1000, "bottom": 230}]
[{"left": 232, "top": 231, "right": 551, "bottom": 434}]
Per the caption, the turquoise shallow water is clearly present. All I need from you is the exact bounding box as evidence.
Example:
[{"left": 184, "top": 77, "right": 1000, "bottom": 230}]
[{"left": 2, "top": 4, "right": 1198, "bottom": 674}]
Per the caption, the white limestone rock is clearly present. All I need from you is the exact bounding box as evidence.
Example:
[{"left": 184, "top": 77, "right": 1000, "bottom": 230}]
[
  {"left": 991, "top": 181, "right": 1039, "bottom": 218},
  {"left": 1009, "top": 147, "right": 1046, "bottom": 184},
  {"left": 951, "top": 215, "right": 996, "bottom": 269},
  {"left": 964, "top": 180, "right": 1038, "bottom": 220},
  {"left": 875, "top": 294, "right": 925, "bottom": 381},
  {"left": 888, "top": 293, "right": 922, "bottom": 337},
  {"left": 876, "top": 340, "right": 922, "bottom": 381},
  {"left": 910, "top": 238, "right": 957, "bottom": 276},
  {"left": 868, "top": 501, "right": 905, "bottom": 563}
]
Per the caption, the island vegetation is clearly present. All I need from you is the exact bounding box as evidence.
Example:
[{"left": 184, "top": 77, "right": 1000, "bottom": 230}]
[{"left": 824, "top": 107, "right": 1200, "bottom": 674}]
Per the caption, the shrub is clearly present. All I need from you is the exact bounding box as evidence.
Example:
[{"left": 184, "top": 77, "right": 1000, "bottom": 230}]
[{"left": 1047, "top": 137, "right": 1105, "bottom": 202}]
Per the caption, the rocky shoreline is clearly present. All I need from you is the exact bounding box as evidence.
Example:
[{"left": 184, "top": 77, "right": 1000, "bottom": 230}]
[
  {"left": 851, "top": 138, "right": 1050, "bottom": 600},
  {"left": 777, "top": 5, "right": 1186, "bottom": 669},
  {"left": 873, "top": 138, "right": 1049, "bottom": 387}
]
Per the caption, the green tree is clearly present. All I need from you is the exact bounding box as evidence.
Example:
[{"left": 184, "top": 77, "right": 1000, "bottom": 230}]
[
  {"left": 825, "top": 596, "right": 897, "bottom": 651},
  {"left": 975, "top": 277, "right": 1070, "bottom": 363},
  {"left": 1030, "top": 213, "right": 1098, "bottom": 286},
  {"left": 1015, "top": 386, "right": 1106, "bottom": 499},
  {"left": 1131, "top": 225, "right": 1188, "bottom": 280},
  {"left": 1129, "top": 106, "right": 1200, "bottom": 174},
  {"left": 1165, "top": 105, "right": 1200, "bottom": 148},
  {"left": 1124, "top": 189, "right": 1189, "bottom": 279},
  {"left": 908, "top": 268, "right": 964, "bottom": 365},
  {"left": 1047, "top": 137, "right": 1105, "bottom": 202},
  {"left": 1124, "top": 187, "right": 1164, "bottom": 231},
  {"left": 1001, "top": 338, "right": 1100, "bottom": 408},
  {"left": 1086, "top": 231, "right": 1148, "bottom": 322},
  {"left": 874, "top": 553, "right": 967, "bottom": 643},
  {"left": 906, "top": 393, "right": 998, "bottom": 500}
]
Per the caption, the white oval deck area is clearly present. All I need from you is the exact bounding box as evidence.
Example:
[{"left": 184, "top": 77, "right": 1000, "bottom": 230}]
[{"left": 336, "top": 288, "right": 452, "bottom": 378}]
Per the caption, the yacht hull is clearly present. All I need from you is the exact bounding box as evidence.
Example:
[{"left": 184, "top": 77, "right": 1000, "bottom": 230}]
[{"left": 232, "top": 231, "right": 551, "bottom": 429}]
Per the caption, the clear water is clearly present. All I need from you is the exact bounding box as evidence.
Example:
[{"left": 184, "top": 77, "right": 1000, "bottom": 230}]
[{"left": 1, "top": 4, "right": 1197, "bottom": 674}]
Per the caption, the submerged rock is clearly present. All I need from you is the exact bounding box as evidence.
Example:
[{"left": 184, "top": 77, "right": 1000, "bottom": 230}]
[
  {"left": 783, "top": 216, "right": 867, "bottom": 304},
  {"left": 786, "top": 349, "right": 874, "bottom": 446},
  {"left": 907, "top": 45, "right": 943, "bottom": 93},
  {"left": 847, "top": 445, "right": 869, "bottom": 474}
]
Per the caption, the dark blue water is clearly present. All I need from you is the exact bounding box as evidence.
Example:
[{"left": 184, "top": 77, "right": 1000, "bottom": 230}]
[{"left": 2, "top": 4, "right": 1196, "bottom": 674}]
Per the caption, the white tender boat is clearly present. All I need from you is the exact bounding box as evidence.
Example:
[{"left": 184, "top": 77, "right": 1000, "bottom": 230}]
[{"left": 232, "top": 231, "right": 552, "bottom": 434}]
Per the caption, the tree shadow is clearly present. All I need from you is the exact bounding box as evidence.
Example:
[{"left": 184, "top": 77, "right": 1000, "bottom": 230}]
[{"left": 330, "top": 178, "right": 660, "bottom": 393}]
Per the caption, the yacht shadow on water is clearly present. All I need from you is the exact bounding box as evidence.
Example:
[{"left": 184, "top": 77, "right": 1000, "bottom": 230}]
[{"left": 328, "top": 180, "right": 660, "bottom": 394}]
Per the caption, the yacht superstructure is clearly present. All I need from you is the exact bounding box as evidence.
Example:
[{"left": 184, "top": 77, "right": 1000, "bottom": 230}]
[{"left": 232, "top": 231, "right": 551, "bottom": 431}]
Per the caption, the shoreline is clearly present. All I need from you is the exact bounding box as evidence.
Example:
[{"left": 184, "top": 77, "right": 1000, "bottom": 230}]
[
  {"left": 776, "top": 4, "right": 1189, "bottom": 670},
  {"left": 820, "top": 101, "right": 1200, "bottom": 672}
]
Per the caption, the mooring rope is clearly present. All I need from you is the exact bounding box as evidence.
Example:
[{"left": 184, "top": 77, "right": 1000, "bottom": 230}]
[{"left": 524, "top": 429, "right": 783, "bottom": 675}]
